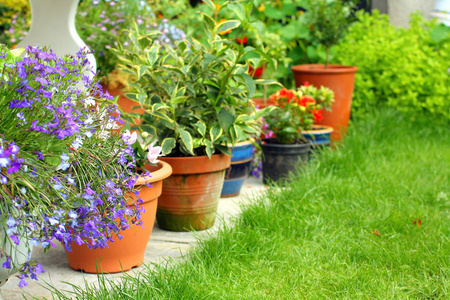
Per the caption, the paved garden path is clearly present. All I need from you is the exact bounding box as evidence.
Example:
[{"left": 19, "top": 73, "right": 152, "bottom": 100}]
[{"left": 1, "top": 177, "right": 266, "bottom": 300}]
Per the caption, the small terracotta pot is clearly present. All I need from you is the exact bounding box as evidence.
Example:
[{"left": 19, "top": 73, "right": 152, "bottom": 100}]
[
  {"left": 291, "top": 64, "right": 357, "bottom": 141},
  {"left": 101, "top": 83, "right": 144, "bottom": 126},
  {"left": 64, "top": 161, "right": 172, "bottom": 273},
  {"left": 157, "top": 154, "right": 231, "bottom": 231},
  {"left": 251, "top": 97, "right": 275, "bottom": 109}
]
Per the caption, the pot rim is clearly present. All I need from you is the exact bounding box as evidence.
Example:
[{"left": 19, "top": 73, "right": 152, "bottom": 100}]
[
  {"left": 261, "top": 138, "right": 312, "bottom": 148},
  {"left": 291, "top": 64, "right": 358, "bottom": 75},
  {"left": 160, "top": 153, "right": 231, "bottom": 175},
  {"left": 303, "top": 125, "right": 334, "bottom": 135},
  {"left": 134, "top": 161, "right": 172, "bottom": 186}
]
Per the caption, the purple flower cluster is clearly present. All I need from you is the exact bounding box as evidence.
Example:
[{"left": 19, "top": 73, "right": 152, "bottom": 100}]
[
  {"left": 0, "top": 140, "right": 23, "bottom": 176},
  {"left": 0, "top": 45, "right": 144, "bottom": 286}
]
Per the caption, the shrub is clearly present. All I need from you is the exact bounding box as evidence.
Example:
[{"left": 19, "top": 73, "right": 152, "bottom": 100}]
[{"left": 335, "top": 10, "right": 450, "bottom": 119}]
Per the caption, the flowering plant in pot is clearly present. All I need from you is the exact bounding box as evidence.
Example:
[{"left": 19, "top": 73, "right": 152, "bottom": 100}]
[
  {"left": 260, "top": 83, "right": 334, "bottom": 184},
  {"left": 112, "top": 0, "right": 276, "bottom": 231},
  {"left": 291, "top": 0, "right": 358, "bottom": 141},
  {"left": 0, "top": 45, "right": 147, "bottom": 286}
]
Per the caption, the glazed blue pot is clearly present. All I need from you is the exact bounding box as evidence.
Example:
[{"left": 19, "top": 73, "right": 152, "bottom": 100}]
[
  {"left": 303, "top": 125, "right": 334, "bottom": 148},
  {"left": 220, "top": 141, "right": 253, "bottom": 197}
]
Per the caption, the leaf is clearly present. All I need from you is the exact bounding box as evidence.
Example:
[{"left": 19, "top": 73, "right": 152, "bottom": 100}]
[
  {"left": 124, "top": 93, "right": 146, "bottom": 106},
  {"left": 228, "top": 3, "right": 245, "bottom": 20},
  {"left": 129, "top": 32, "right": 139, "bottom": 48},
  {"left": 205, "top": 145, "right": 213, "bottom": 159},
  {"left": 147, "top": 44, "right": 160, "bottom": 66},
  {"left": 194, "top": 121, "right": 207, "bottom": 137},
  {"left": 202, "top": 0, "right": 216, "bottom": 11},
  {"left": 210, "top": 125, "right": 223, "bottom": 143},
  {"left": 161, "top": 138, "right": 176, "bottom": 155},
  {"left": 170, "top": 96, "right": 189, "bottom": 106},
  {"left": 233, "top": 125, "right": 247, "bottom": 142},
  {"left": 137, "top": 65, "right": 149, "bottom": 80},
  {"left": 215, "top": 20, "right": 241, "bottom": 35},
  {"left": 249, "top": 20, "right": 264, "bottom": 35},
  {"left": 179, "top": 128, "right": 194, "bottom": 155},
  {"left": 214, "top": 144, "right": 232, "bottom": 156},
  {"left": 218, "top": 109, "right": 235, "bottom": 132},
  {"left": 241, "top": 73, "right": 256, "bottom": 99},
  {"left": 201, "top": 12, "right": 216, "bottom": 31}
]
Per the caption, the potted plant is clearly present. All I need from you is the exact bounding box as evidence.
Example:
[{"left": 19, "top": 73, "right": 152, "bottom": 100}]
[
  {"left": 65, "top": 131, "right": 173, "bottom": 274},
  {"left": 291, "top": 0, "right": 358, "bottom": 141},
  {"left": 112, "top": 1, "right": 275, "bottom": 231},
  {"left": 0, "top": 45, "right": 150, "bottom": 288},
  {"left": 75, "top": 0, "right": 187, "bottom": 122},
  {"left": 261, "top": 84, "right": 333, "bottom": 184}
]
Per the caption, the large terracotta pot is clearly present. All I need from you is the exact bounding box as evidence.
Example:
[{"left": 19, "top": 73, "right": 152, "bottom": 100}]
[
  {"left": 65, "top": 161, "right": 172, "bottom": 273},
  {"left": 158, "top": 154, "right": 231, "bottom": 231},
  {"left": 291, "top": 64, "right": 357, "bottom": 141}
]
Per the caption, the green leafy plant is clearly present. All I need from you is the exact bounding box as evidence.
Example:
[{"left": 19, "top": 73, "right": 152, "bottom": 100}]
[
  {"left": 303, "top": 0, "right": 357, "bottom": 67},
  {"left": 335, "top": 11, "right": 450, "bottom": 118},
  {"left": 112, "top": 0, "right": 276, "bottom": 158},
  {"left": 264, "top": 83, "right": 334, "bottom": 144}
]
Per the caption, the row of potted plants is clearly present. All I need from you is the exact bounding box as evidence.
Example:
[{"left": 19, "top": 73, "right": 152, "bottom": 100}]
[{"left": 0, "top": 0, "right": 361, "bottom": 289}]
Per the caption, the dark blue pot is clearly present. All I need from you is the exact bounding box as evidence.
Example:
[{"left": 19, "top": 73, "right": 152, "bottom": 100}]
[
  {"left": 303, "top": 125, "right": 334, "bottom": 148},
  {"left": 221, "top": 141, "right": 253, "bottom": 197}
]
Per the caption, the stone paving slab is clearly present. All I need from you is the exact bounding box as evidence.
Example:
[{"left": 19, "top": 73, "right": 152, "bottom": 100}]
[{"left": 1, "top": 177, "right": 266, "bottom": 300}]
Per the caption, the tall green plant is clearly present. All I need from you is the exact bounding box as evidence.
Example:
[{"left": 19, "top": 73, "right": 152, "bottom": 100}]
[
  {"left": 304, "top": 0, "right": 357, "bottom": 67},
  {"left": 112, "top": 0, "right": 276, "bottom": 157}
]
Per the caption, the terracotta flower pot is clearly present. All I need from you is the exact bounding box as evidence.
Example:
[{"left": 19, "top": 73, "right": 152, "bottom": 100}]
[
  {"left": 101, "top": 82, "right": 144, "bottom": 126},
  {"left": 157, "top": 154, "right": 231, "bottom": 231},
  {"left": 64, "top": 161, "right": 172, "bottom": 273},
  {"left": 291, "top": 64, "right": 357, "bottom": 141},
  {"left": 251, "top": 97, "right": 275, "bottom": 109}
]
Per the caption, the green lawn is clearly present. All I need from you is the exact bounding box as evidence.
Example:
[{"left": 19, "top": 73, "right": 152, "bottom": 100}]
[{"left": 53, "top": 108, "right": 450, "bottom": 299}]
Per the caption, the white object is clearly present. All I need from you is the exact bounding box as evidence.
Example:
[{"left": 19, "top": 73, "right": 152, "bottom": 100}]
[
  {"left": 0, "top": 226, "right": 32, "bottom": 300},
  {"left": 435, "top": 0, "right": 450, "bottom": 12},
  {"left": 18, "top": 0, "right": 96, "bottom": 74},
  {"left": 387, "top": 0, "right": 435, "bottom": 27},
  {"left": 431, "top": 0, "right": 450, "bottom": 25}
]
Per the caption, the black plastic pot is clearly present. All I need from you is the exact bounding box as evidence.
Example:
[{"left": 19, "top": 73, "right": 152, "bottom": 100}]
[{"left": 261, "top": 138, "right": 312, "bottom": 184}]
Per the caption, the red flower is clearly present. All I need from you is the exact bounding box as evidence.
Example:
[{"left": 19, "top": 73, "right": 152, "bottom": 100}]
[
  {"left": 303, "top": 81, "right": 310, "bottom": 87},
  {"left": 236, "top": 36, "right": 248, "bottom": 44},
  {"left": 313, "top": 108, "right": 323, "bottom": 123},
  {"left": 248, "top": 65, "right": 264, "bottom": 78},
  {"left": 298, "top": 95, "right": 316, "bottom": 107}
]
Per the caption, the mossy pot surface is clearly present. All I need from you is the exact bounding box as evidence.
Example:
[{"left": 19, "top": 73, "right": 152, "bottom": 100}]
[{"left": 158, "top": 154, "right": 231, "bottom": 231}]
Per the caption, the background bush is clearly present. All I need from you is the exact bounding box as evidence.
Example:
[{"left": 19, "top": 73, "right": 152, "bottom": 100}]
[{"left": 336, "top": 10, "right": 450, "bottom": 119}]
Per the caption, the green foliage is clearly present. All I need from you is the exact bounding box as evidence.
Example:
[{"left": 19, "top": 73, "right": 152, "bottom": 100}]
[
  {"left": 303, "top": 0, "right": 357, "bottom": 67},
  {"left": 113, "top": 2, "right": 276, "bottom": 157},
  {"left": 265, "top": 84, "right": 334, "bottom": 144},
  {"left": 335, "top": 11, "right": 450, "bottom": 119},
  {"left": 0, "top": 0, "right": 30, "bottom": 46}
]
